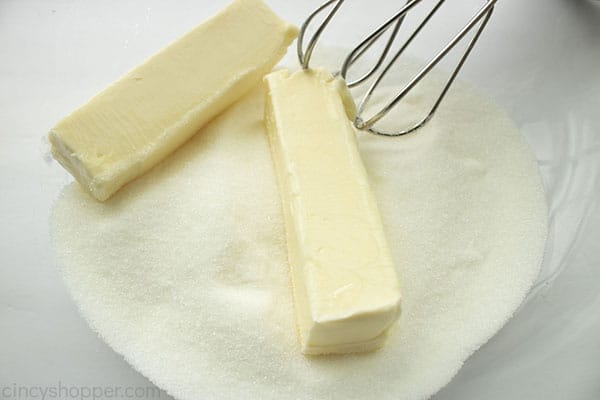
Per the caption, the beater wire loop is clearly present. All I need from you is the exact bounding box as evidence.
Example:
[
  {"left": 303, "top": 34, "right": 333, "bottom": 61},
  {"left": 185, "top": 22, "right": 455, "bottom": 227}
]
[
  {"left": 297, "top": 0, "right": 345, "bottom": 70},
  {"left": 299, "top": 0, "right": 498, "bottom": 136}
]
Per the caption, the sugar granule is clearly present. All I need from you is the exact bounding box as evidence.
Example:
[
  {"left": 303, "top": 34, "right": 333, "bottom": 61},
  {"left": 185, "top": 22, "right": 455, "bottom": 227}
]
[{"left": 51, "top": 62, "right": 547, "bottom": 400}]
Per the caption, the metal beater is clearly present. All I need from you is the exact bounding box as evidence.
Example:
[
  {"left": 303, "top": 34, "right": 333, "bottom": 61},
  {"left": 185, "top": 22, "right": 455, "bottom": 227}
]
[{"left": 297, "top": 0, "right": 498, "bottom": 136}]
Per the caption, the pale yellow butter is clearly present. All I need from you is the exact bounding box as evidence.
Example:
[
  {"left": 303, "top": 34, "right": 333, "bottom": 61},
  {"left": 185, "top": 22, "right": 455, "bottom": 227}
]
[
  {"left": 49, "top": 0, "right": 297, "bottom": 201},
  {"left": 264, "top": 69, "right": 402, "bottom": 355}
]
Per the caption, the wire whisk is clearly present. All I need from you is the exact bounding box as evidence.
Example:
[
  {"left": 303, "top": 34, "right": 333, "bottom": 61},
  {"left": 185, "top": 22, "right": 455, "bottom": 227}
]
[{"left": 297, "top": 0, "right": 498, "bottom": 136}]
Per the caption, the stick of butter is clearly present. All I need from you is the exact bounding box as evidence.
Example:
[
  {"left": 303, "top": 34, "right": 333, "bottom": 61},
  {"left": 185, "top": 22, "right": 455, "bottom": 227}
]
[
  {"left": 49, "top": 0, "right": 298, "bottom": 201},
  {"left": 264, "top": 69, "right": 402, "bottom": 355}
]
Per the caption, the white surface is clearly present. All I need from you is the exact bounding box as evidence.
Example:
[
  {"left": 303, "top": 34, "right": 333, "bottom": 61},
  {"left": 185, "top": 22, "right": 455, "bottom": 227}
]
[
  {"left": 49, "top": 60, "right": 547, "bottom": 400},
  {"left": 0, "top": 0, "right": 599, "bottom": 399}
]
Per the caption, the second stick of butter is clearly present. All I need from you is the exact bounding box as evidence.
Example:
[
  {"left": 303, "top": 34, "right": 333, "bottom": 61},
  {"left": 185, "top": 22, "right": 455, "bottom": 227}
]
[
  {"left": 49, "top": 0, "right": 297, "bottom": 201},
  {"left": 264, "top": 69, "right": 402, "bottom": 355}
]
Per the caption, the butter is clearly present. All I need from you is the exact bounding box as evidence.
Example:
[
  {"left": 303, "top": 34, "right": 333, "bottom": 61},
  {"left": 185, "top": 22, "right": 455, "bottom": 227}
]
[
  {"left": 264, "top": 69, "right": 402, "bottom": 355},
  {"left": 49, "top": 0, "right": 298, "bottom": 201}
]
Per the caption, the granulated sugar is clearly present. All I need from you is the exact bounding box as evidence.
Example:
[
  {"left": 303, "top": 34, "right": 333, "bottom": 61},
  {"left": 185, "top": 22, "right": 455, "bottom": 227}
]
[{"left": 50, "top": 63, "right": 547, "bottom": 399}]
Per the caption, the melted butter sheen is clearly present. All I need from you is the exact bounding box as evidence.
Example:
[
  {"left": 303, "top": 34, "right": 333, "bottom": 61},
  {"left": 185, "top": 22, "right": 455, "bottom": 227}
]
[{"left": 264, "top": 69, "right": 402, "bottom": 355}]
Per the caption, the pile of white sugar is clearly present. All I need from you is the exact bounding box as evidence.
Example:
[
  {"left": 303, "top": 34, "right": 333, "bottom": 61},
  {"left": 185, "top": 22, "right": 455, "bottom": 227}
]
[{"left": 50, "top": 62, "right": 547, "bottom": 400}]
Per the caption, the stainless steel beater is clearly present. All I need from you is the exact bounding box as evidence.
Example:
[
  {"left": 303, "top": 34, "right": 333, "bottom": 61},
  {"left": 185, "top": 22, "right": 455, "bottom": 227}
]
[{"left": 297, "top": 0, "right": 498, "bottom": 136}]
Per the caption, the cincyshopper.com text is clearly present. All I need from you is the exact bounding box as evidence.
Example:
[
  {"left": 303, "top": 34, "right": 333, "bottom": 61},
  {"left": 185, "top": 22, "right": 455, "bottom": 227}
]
[{"left": 0, "top": 382, "right": 164, "bottom": 400}]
